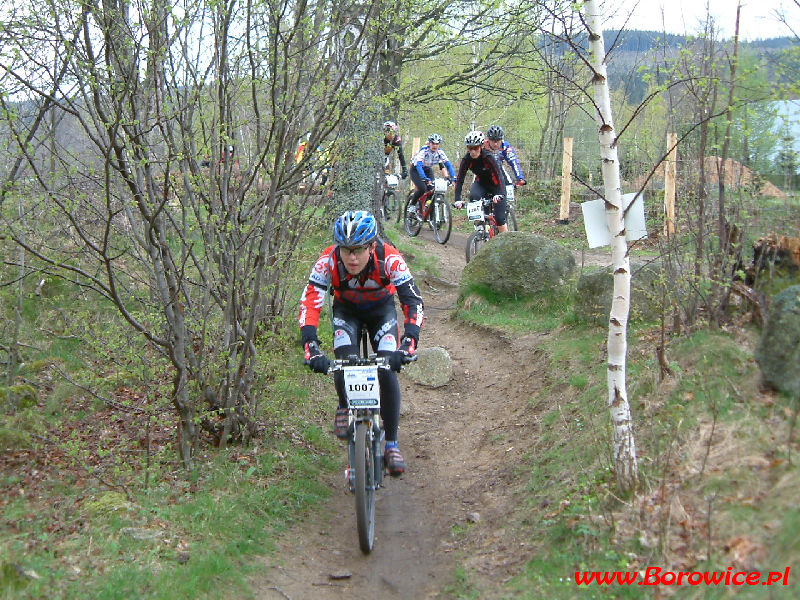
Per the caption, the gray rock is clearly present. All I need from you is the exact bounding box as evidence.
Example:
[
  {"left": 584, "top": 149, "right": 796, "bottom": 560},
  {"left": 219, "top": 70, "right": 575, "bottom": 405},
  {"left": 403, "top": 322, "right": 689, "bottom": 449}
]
[
  {"left": 574, "top": 260, "right": 665, "bottom": 325},
  {"left": 460, "top": 232, "right": 576, "bottom": 297},
  {"left": 403, "top": 347, "right": 453, "bottom": 388},
  {"left": 755, "top": 285, "right": 800, "bottom": 396}
]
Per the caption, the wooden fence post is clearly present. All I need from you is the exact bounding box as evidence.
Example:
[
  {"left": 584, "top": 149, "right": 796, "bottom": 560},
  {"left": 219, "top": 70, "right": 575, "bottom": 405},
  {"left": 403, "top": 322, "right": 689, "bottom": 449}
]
[
  {"left": 558, "top": 137, "right": 573, "bottom": 224},
  {"left": 411, "top": 137, "right": 421, "bottom": 157},
  {"left": 664, "top": 132, "right": 677, "bottom": 236}
]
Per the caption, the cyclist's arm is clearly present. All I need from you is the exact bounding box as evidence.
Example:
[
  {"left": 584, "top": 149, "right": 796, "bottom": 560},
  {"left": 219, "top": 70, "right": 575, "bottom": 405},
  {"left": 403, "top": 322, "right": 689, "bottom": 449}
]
[
  {"left": 396, "top": 143, "right": 407, "bottom": 169},
  {"left": 487, "top": 155, "right": 506, "bottom": 197},
  {"left": 453, "top": 155, "right": 469, "bottom": 203},
  {"left": 396, "top": 280, "right": 423, "bottom": 343},
  {"left": 298, "top": 248, "right": 333, "bottom": 340},
  {"left": 383, "top": 245, "right": 424, "bottom": 341},
  {"left": 411, "top": 147, "right": 430, "bottom": 181},
  {"left": 443, "top": 160, "right": 456, "bottom": 180},
  {"left": 503, "top": 142, "right": 525, "bottom": 181}
]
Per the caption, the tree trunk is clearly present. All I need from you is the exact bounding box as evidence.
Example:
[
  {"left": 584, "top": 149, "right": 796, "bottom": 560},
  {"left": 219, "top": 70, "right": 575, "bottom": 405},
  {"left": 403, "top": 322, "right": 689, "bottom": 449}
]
[{"left": 583, "top": 0, "right": 638, "bottom": 494}]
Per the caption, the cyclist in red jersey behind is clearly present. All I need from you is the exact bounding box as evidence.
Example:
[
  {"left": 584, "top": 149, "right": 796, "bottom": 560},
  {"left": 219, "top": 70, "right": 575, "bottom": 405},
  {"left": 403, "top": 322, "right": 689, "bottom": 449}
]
[{"left": 299, "top": 210, "right": 424, "bottom": 476}]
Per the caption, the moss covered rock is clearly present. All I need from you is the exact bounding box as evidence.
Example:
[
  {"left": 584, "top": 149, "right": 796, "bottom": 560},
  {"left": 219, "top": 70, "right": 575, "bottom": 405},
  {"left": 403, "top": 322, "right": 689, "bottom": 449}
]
[
  {"left": 574, "top": 260, "right": 665, "bottom": 326},
  {"left": 755, "top": 285, "right": 800, "bottom": 396},
  {"left": 460, "top": 232, "right": 576, "bottom": 298}
]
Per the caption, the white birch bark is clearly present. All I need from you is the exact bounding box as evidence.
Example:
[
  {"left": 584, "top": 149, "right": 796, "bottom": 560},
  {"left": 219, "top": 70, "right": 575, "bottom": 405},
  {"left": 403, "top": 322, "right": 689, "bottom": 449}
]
[{"left": 583, "top": 0, "right": 638, "bottom": 492}]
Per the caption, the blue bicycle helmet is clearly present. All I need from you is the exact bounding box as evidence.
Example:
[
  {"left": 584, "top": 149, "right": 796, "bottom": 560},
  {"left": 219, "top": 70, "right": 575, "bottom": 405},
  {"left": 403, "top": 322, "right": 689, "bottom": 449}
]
[{"left": 333, "top": 210, "right": 378, "bottom": 247}]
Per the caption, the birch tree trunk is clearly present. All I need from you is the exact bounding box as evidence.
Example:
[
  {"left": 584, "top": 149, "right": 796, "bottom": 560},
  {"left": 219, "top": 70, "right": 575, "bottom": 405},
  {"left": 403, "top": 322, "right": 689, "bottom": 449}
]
[{"left": 583, "top": 0, "right": 638, "bottom": 493}]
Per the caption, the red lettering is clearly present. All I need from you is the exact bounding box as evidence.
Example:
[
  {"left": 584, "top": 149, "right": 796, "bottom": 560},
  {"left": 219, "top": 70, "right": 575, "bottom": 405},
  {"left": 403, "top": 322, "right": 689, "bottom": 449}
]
[
  {"left": 746, "top": 572, "right": 760, "bottom": 585},
  {"left": 704, "top": 571, "right": 727, "bottom": 585},
  {"left": 732, "top": 572, "right": 746, "bottom": 585},
  {"left": 643, "top": 567, "right": 661, "bottom": 585},
  {"left": 687, "top": 572, "right": 703, "bottom": 585},
  {"left": 766, "top": 571, "right": 782, "bottom": 585}
]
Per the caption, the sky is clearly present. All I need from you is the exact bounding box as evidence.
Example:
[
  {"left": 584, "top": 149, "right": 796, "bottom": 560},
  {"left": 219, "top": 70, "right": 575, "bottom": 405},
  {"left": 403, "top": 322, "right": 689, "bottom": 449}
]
[{"left": 604, "top": 0, "right": 800, "bottom": 40}]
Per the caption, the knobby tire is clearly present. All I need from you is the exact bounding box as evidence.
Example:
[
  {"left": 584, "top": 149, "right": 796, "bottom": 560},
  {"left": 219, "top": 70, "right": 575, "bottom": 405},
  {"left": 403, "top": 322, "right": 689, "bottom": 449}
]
[
  {"left": 382, "top": 191, "right": 397, "bottom": 221},
  {"left": 354, "top": 422, "right": 376, "bottom": 553},
  {"left": 431, "top": 195, "right": 452, "bottom": 244},
  {"left": 506, "top": 205, "right": 518, "bottom": 231},
  {"left": 403, "top": 194, "right": 422, "bottom": 237}
]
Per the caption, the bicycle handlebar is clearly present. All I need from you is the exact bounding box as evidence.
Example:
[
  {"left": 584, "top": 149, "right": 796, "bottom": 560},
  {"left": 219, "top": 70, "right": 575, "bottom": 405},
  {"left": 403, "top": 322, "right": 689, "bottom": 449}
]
[{"left": 324, "top": 353, "right": 418, "bottom": 374}]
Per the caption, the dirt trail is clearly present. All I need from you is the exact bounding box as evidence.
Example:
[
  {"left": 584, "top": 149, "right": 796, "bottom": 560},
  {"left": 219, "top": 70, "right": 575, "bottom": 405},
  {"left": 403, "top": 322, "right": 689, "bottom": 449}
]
[{"left": 257, "top": 228, "right": 550, "bottom": 599}]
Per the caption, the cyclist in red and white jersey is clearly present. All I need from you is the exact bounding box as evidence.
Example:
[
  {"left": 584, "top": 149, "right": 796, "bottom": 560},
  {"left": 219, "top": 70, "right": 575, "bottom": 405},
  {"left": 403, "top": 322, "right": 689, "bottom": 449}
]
[{"left": 299, "top": 210, "right": 424, "bottom": 476}]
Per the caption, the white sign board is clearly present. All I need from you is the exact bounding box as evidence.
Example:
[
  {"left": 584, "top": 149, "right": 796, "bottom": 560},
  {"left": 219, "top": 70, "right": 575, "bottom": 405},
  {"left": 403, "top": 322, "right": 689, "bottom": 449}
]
[{"left": 581, "top": 193, "right": 648, "bottom": 249}]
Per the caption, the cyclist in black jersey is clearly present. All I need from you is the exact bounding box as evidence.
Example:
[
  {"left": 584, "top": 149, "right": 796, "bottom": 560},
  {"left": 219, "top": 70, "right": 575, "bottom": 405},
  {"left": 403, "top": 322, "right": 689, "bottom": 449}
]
[
  {"left": 383, "top": 121, "right": 408, "bottom": 179},
  {"left": 453, "top": 130, "right": 509, "bottom": 234}
]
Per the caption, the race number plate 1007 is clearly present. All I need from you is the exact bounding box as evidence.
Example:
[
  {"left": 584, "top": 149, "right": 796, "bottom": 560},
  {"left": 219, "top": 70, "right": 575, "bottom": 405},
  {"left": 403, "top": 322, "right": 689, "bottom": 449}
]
[{"left": 344, "top": 366, "right": 381, "bottom": 408}]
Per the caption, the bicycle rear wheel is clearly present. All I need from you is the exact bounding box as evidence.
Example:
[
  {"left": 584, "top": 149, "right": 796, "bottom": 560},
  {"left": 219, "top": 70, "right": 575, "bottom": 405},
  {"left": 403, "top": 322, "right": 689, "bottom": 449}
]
[
  {"left": 403, "top": 194, "right": 422, "bottom": 237},
  {"left": 354, "top": 422, "right": 376, "bottom": 553},
  {"left": 381, "top": 190, "right": 396, "bottom": 221},
  {"left": 431, "top": 195, "right": 452, "bottom": 244}
]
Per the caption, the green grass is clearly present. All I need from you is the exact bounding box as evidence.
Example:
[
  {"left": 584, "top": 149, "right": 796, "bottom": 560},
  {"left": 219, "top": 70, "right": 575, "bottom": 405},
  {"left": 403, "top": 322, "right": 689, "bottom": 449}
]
[
  {"left": 449, "top": 278, "right": 799, "bottom": 599},
  {"left": 0, "top": 426, "right": 338, "bottom": 600}
]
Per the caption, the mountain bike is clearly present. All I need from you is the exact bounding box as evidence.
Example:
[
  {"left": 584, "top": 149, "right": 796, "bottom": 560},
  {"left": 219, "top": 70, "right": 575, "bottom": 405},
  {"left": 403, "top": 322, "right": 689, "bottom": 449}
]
[
  {"left": 402, "top": 177, "right": 452, "bottom": 244},
  {"left": 380, "top": 173, "right": 400, "bottom": 221},
  {"left": 325, "top": 331, "right": 416, "bottom": 554},
  {"left": 464, "top": 196, "right": 500, "bottom": 263}
]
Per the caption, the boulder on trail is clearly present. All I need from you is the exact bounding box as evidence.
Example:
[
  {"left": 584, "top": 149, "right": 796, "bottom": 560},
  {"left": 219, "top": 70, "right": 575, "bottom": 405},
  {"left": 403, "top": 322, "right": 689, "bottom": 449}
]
[
  {"left": 574, "top": 260, "right": 665, "bottom": 325},
  {"left": 403, "top": 347, "right": 453, "bottom": 388},
  {"left": 460, "top": 232, "right": 576, "bottom": 297},
  {"left": 755, "top": 285, "right": 800, "bottom": 396}
]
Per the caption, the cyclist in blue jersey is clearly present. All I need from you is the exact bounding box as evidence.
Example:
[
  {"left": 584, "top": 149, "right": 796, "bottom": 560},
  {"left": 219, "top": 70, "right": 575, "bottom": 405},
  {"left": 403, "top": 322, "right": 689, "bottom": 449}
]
[
  {"left": 408, "top": 133, "right": 456, "bottom": 210},
  {"left": 484, "top": 125, "right": 526, "bottom": 187}
]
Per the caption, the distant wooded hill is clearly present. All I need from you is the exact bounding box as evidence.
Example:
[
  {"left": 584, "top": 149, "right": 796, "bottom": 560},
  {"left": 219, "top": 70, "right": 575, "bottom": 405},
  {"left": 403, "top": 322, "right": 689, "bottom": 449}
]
[{"left": 596, "top": 30, "right": 797, "bottom": 102}]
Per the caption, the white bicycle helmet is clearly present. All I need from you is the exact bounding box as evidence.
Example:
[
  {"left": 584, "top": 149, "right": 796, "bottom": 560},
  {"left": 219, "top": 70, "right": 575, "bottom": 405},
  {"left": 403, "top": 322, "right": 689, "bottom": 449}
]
[
  {"left": 427, "top": 133, "right": 443, "bottom": 144},
  {"left": 464, "top": 130, "right": 485, "bottom": 146},
  {"left": 383, "top": 120, "right": 398, "bottom": 134}
]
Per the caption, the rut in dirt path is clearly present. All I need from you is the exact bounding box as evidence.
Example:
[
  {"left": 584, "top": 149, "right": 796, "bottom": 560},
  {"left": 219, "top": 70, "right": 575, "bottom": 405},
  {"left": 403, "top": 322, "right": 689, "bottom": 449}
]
[{"left": 256, "top": 230, "right": 549, "bottom": 600}]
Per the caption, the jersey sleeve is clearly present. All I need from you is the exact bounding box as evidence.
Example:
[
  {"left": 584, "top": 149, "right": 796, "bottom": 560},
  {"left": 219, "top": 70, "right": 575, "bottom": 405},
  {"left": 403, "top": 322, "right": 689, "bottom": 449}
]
[
  {"left": 383, "top": 244, "right": 424, "bottom": 341},
  {"left": 503, "top": 142, "right": 525, "bottom": 180},
  {"left": 453, "top": 154, "right": 469, "bottom": 202},
  {"left": 298, "top": 246, "right": 334, "bottom": 336}
]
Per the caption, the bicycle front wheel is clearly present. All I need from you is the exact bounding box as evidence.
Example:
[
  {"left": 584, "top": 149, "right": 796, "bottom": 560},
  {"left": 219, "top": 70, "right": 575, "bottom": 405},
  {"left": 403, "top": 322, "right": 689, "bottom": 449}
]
[
  {"left": 354, "top": 422, "right": 376, "bottom": 554},
  {"left": 403, "top": 195, "right": 422, "bottom": 237},
  {"left": 432, "top": 195, "right": 452, "bottom": 244},
  {"left": 466, "top": 228, "right": 488, "bottom": 263}
]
